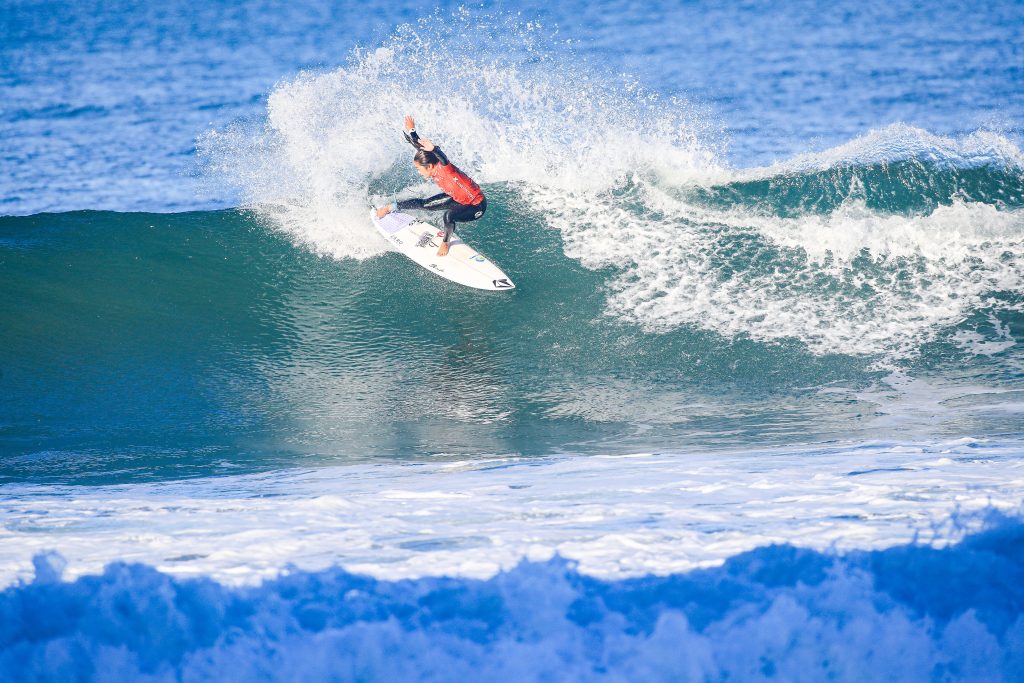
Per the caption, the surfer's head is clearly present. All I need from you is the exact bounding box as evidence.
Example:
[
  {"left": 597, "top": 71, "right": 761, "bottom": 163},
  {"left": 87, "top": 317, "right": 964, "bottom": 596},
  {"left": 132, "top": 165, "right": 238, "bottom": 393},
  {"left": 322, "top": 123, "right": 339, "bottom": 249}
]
[{"left": 413, "top": 149, "right": 439, "bottom": 177}]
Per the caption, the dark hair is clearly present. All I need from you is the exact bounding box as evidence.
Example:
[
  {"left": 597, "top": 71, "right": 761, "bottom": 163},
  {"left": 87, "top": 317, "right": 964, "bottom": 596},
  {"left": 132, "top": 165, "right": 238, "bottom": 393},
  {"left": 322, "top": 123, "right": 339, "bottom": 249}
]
[{"left": 414, "top": 149, "right": 440, "bottom": 167}]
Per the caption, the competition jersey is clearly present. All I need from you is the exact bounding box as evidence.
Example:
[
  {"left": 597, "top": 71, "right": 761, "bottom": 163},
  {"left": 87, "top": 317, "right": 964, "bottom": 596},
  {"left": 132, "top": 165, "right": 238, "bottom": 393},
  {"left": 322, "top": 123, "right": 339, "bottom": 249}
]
[{"left": 429, "top": 161, "right": 484, "bottom": 206}]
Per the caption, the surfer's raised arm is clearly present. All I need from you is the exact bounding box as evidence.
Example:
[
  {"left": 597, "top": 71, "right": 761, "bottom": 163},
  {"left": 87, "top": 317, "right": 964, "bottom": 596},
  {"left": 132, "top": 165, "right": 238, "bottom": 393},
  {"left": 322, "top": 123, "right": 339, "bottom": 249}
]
[{"left": 402, "top": 116, "right": 449, "bottom": 165}]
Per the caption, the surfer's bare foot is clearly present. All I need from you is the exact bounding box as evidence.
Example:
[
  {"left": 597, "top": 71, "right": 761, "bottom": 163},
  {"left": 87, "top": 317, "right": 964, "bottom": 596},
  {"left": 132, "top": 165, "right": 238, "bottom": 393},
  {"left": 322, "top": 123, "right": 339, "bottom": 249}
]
[
  {"left": 375, "top": 205, "right": 392, "bottom": 218},
  {"left": 437, "top": 242, "right": 449, "bottom": 257}
]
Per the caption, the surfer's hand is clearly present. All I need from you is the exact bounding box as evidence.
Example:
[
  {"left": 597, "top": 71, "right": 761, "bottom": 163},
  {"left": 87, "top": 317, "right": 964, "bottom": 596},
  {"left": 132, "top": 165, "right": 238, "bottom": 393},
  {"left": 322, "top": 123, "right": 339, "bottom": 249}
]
[
  {"left": 437, "top": 242, "right": 449, "bottom": 257},
  {"left": 376, "top": 205, "right": 392, "bottom": 218},
  {"left": 404, "top": 116, "right": 415, "bottom": 132},
  {"left": 418, "top": 137, "right": 435, "bottom": 152}
]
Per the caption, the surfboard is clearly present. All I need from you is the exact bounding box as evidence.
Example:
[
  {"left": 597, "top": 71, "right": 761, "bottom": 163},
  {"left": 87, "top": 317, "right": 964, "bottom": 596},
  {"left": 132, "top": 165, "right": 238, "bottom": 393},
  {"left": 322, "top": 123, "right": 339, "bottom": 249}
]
[{"left": 371, "top": 210, "right": 515, "bottom": 291}]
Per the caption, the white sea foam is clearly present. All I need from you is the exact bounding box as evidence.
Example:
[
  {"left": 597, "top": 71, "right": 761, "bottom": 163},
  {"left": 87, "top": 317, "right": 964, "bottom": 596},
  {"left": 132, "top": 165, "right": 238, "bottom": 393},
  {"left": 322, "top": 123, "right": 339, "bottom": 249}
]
[
  {"left": 554, "top": 188, "right": 1024, "bottom": 359},
  {"left": 953, "top": 312, "right": 1017, "bottom": 357},
  {"left": 1, "top": 440, "right": 1022, "bottom": 587}
]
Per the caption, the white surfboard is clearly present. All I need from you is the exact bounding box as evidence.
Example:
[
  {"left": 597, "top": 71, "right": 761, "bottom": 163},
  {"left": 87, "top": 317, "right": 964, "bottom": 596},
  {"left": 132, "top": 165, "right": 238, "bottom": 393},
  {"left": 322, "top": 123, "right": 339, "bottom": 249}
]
[{"left": 371, "top": 210, "right": 515, "bottom": 291}]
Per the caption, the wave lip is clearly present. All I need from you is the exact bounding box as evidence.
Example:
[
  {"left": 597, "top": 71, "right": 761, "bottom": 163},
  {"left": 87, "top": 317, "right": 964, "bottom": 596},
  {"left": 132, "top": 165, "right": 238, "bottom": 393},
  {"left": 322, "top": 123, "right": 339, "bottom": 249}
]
[
  {"left": 699, "top": 125, "right": 1024, "bottom": 218},
  {"left": 749, "top": 123, "right": 1024, "bottom": 176},
  {"left": 3, "top": 516, "right": 1023, "bottom": 681}
]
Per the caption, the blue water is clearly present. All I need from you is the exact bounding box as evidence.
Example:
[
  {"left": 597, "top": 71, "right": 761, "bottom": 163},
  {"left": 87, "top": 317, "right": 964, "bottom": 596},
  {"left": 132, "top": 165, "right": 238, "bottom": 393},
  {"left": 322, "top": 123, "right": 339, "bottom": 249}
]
[{"left": 2, "top": 0, "right": 1024, "bottom": 679}]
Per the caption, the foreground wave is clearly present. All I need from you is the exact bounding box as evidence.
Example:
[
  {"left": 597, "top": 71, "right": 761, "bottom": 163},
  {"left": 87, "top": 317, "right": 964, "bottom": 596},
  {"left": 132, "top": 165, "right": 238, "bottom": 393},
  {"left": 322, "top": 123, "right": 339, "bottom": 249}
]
[
  {"left": 2, "top": 208, "right": 1022, "bottom": 479},
  {"left": 3, "top": 516, "right": 1022, "bottom": 682}
]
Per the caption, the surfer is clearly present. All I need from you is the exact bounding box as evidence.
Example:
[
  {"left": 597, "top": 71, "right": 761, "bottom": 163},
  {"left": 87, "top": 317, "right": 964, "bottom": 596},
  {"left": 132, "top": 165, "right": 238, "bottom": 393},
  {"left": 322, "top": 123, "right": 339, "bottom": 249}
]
[{"left": 375, "top": 116, "right": 486, "bottom": 257}]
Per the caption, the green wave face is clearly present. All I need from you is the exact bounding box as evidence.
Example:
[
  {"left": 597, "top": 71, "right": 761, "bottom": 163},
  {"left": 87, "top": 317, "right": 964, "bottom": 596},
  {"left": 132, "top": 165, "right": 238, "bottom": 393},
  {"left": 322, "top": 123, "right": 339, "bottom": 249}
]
[
  {"left": 691, "top": 161, "right": 1024, "bottom": 217},
  {"left": 2, "top": 186, "right": 1022, "bottom": 483}
]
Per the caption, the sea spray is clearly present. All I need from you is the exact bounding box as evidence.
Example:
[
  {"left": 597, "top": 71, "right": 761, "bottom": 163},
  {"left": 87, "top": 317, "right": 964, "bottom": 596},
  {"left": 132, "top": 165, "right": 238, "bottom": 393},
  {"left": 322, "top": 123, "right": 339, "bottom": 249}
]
[
  {"left": 197, "top": 12, "right": 718, "bottom": 261},
  {"left": 200, "top": 15, "right": 1024, "bottom": 362}
]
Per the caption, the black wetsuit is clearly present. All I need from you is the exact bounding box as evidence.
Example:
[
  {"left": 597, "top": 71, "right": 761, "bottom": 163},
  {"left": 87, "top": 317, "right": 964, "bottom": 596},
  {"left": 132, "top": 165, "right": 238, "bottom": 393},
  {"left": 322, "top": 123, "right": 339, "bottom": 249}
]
[{"left": 397, "top": 130, "right": 487, "bottom": 244}]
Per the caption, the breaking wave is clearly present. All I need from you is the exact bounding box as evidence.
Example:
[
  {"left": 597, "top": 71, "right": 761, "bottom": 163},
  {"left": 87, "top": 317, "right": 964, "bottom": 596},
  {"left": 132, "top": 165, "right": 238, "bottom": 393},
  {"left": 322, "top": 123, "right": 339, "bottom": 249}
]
[
  {"left": 4, "top": 515, "right": 1023, "bottom": 682},
  {"left": 198, "top": 14, "right": 1024, "bottom": 361}
]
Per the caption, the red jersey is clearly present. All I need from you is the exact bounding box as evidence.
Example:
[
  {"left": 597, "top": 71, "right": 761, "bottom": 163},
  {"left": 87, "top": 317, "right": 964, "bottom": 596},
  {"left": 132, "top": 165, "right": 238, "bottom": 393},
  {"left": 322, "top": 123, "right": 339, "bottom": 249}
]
[{"left": 430, "top": 162, "right": 484, "bottom": 206}]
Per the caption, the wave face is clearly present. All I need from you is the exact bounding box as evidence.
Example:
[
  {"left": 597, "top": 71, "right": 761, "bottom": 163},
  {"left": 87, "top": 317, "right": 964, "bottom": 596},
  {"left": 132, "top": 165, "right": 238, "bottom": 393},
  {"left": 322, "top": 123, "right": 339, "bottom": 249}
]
[
  {"left": 1, "top": 205, "right": 1022, "bottom": 482},
  {"left": 3, "top": 518, "right": 1023, "bottom": 682}
]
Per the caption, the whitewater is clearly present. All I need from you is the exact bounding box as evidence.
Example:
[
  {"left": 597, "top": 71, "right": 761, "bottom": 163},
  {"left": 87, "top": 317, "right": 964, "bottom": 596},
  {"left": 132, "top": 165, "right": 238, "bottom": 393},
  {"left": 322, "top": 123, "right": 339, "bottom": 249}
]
[{"left": 2, "top": 1, "right": 1024, "bottom": 680}]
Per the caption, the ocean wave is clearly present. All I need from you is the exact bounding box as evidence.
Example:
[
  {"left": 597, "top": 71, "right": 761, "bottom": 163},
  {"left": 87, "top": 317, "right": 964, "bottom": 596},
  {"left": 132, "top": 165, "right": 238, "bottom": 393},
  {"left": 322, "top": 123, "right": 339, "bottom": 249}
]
[
  {"left": 693, "top": 125, "right": 1024, "bottom": 217},
  {"left": 3, "top": 514, "right": 1022, "bottom": 682},
  {"left": 1, "top": 204, "right": 1021, "bottom": 473},
  {"left": 198, "top": 15, "right": 1024, "bottom": 361}
]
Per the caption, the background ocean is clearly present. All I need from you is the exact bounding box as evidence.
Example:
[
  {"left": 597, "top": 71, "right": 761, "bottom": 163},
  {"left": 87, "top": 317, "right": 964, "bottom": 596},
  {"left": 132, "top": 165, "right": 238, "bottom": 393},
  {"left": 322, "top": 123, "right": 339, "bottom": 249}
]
[{"left": 2, "top": 0, "right": 1024, "bottom": 679}]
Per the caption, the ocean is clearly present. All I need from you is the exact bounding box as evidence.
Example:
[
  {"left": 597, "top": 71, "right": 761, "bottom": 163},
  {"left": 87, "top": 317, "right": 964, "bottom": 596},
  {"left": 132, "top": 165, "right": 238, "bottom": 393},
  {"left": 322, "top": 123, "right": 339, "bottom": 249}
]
[{"left": 2, "top": 0, "right": 1023, "bottom": 679}]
